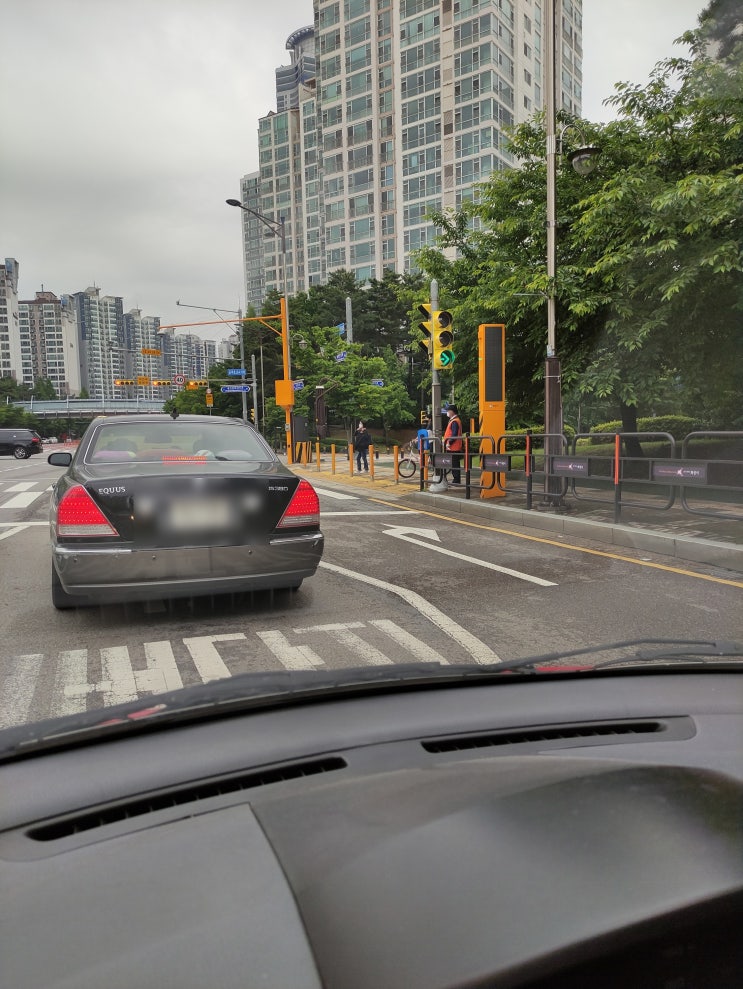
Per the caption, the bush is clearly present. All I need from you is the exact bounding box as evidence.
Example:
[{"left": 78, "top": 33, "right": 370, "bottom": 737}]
[{"left": 587, "top": 415, "right": 701, "bottom": 444}]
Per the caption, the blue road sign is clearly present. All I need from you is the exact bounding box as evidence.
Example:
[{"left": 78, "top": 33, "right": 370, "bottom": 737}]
[
  {"left": 220, "top": 385, "right": 251, "bottom": 393},
  {"left": 335, "top": 351, "right": 347, "bottom": 362},
  {"left": 371, "top": 379, "right": 384, "bottom": 386},
  {"left": 227, "top": 368, "right": 245, "bottom": 376},
  {"left": 293, "top": 380, "right": 305, "bottom": 390}
]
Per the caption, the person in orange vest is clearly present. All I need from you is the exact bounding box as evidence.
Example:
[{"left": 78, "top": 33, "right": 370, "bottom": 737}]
[{"left": 443, "top": 404, "right": 463, "bottom": 484}]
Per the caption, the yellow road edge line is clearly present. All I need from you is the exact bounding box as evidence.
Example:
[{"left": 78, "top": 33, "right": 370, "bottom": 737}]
[{"left": 366, "top": 498, "right": 743, "bottom": 590}]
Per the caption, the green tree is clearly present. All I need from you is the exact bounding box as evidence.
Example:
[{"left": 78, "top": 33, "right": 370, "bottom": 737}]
[
  {"left": 415, "top": 9, "right": 742, "bottom": 433},
  {"left": 33, "top": 378, "right": 57, "bottom": 400}
]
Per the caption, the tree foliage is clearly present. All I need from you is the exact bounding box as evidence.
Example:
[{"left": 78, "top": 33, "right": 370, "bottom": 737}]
[{"left": 415, "top": 8, "right": 742, "bottom": 430}]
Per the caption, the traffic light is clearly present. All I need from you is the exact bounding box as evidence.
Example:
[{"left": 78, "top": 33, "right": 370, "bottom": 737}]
[
  {"left": 114, "top": 379, "right": 135, "bottom": 386},
  {"left": 249, "top": 408, "right": 255, "bottom": 422},
  {"left": 420, "top": 411, "right": 428, "bottom": 425},
  {"left": 417, "top": 303, "right": 433, "bottom": 361},
  {"left": 433, "top": 310, "right": 454, "bottom": 370},
  {"left": 152, "top": 380, "right": 171, "bottom": 387},
  {"left": 188, "top": 380, "right": 208, "bottom": 388}
]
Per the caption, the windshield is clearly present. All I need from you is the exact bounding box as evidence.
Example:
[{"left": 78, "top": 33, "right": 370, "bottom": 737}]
[
  {"left": 0, "top": 0, "right": 741, "bottom": 745},
  {"left": 85, "top": 419, "right": 273, "bottom": 464}
]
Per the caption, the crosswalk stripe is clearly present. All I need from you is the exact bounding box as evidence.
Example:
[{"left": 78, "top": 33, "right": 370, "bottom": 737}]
[
  {"left": 257, "top": 630, "right": 323, "bottom": 670},
  {"left": 183, "top": 633, "right": 245, "bottom": 682},
  {"left": 54, "top": 650, "right": 89, "bottom": 718},
  {"left": 5, "top": 482, "right": 37, "bottom": 492},
  {"left": 371, "top": 619, "right": 448, "bottom": 664},
  {"left": 100, "top": 646, "right": 139, "bottom": 706},
  {"left": 313, "top": 486, "right": 358, "bottom": 500},
  {"left": 0, "top": 654, "right": 43, "bottom": 729},
  {"left": 142, "top": 640, "right": 184, "bottom": 692},
  {"left": 1, "top": 492, "right": 45, "bottom": 508},
  {"left": 293, "top": 621, "right": 392, "bottom": 665}
]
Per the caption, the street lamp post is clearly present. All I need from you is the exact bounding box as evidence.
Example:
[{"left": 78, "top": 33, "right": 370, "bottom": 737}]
[
  {"left": 226, "top": 198, "right": 293, "bottom": 459},
  {"left": 544, "top": 0, "right": 600, "bottom": 502}
]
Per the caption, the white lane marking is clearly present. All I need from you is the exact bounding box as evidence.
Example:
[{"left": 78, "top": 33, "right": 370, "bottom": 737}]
[
  {"left": 257, "top": 630, "right": 324, "bottom": 670},
  {"left": 0, "top": 654, "right": 43, "bottom": 729},
  {"left": 0, "top": 521, "right": 47, "bottom": 527},
  {"left": 184, "top": 633, "right": 245, "bottom": 682},
  {"left": 321, "top": 510, "right": 422, "bottom": 516},
  {"left": 313, "top": 487, "right": 358, "bottom": 500},
  {"left": 100, "top": 646, "right": 138, "bottom": 706},
  {"left": 383, "top": 525, "right": 441, "bottom": 541},
  {"left": 319, "top": 561, "right": 501, "bottom": 664},
  {"left": 293, "top": 621, "right": 392, "bottom": 666},
  {"left": 0, "top": 525, "right": 27, "bottom": 541},
  {"left": 383, "top": 527, "right": 557, "bottom": 587},
  {"left": 371, "top": 619, "right": 448, "bottom": 664},
  {"left": 1, "top": 492, "right": 43, "bottom": 508},
  {"left": 53, "top": 649, "right": 89, "bottom": 718},
  {"left": 141, "top": 640, "right": 184, "bottom": 692},
  {"left": 5, "top": 482, "right": 37, "bottom": 492}
]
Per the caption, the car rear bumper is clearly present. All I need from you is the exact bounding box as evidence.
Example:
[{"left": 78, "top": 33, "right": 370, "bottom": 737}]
[{"left": 52, "top": 533, "right": 324, "bottom": 602}]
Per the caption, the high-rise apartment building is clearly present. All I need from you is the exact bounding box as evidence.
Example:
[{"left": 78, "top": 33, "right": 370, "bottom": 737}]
[
  {"left": 0, "top": 259, "right": 22, "bottom": 381},
  {"left": 18, "top": 291, "right": 82, "bottom": 396},
  {"left": 276, "top": 25, "right": 317, "bottom": 112},
  {"left": 72, "top": 286, "right": 125, "bottom": 400},
  {"left": 240, "top": 0, "right": 582, "bottom": 312}
]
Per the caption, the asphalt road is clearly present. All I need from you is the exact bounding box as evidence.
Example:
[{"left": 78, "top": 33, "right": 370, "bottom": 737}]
[{"left": 2, "top": 454, "right": 742, "bottom": 729}]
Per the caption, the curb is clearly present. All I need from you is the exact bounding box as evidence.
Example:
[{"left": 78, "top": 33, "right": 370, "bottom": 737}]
[{"left": 292, "top": 464, "right": 743, "bottom": 574}]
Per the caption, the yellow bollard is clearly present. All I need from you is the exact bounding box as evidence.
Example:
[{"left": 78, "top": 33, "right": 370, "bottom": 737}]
[
  {"left": 331, "top": 444, "right": 336, "bottom": 473},
  {"left": 369, "top": 445, "right": 375, "bottom": 479},
  {"left": 315, "top": 441, "right": 321, "bottom": 469}
]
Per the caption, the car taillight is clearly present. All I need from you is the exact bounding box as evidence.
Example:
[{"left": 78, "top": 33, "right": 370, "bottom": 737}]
[
  {"left": 56, "top": 485, "right": 120, "bottom": 538},
  {"left": 277, "top": 479, "right": 320, "bottom": 528}
]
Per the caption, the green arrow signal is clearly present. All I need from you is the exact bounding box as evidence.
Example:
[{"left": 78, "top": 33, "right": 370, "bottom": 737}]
[{"left": 440, "top": 350, "right": 455, "bottom": 367}]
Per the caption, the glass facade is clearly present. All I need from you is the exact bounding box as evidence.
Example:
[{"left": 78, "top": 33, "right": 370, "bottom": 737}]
[{"left": 241, "top": 1, "right": 582, "bottom": 306}]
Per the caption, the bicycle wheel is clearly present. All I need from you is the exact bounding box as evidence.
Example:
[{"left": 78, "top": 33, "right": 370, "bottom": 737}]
[{"left": 398, "top": 457, "right": 418, "bottom": 478}]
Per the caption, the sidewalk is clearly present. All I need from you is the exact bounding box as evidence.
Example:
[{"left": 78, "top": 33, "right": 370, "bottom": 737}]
[{"left": 288, "top": 453, "right": 743, "bottom": 575}]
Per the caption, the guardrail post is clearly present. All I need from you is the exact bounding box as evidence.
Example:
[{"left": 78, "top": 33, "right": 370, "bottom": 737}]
[
  {"left": 464, "top": 435, "right": 471, "bottom": 499},
  {"left": 525, "top": 431, "right": 533, "bottom": 510}
]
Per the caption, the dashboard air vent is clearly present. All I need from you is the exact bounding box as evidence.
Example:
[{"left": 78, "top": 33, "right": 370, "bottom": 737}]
[
  {"left": 28, "top": 756, "right": 347, "bottom": 842},
  {"left": 422, "top": 720, "right": 667, "bottom": 754}
]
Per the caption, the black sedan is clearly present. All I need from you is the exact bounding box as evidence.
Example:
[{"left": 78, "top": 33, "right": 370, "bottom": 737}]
[{"left": 47, "top": 414, "right": 323, "bottom": 609}]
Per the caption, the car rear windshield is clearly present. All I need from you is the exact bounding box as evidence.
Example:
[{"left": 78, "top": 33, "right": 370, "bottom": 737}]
[{"left": 85, "top": 422, "right": 274, "bottom": 464}]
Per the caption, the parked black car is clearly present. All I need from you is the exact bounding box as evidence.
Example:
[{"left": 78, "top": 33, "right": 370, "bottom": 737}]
[{"left": 0, "top": 428, "right": 43, "bottom": 459}]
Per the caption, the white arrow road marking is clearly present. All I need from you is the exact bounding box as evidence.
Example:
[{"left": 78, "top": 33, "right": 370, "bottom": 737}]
[
  {"left": 383, "top": 526, "right": 441, "bottom": 541},
  {"left": 0, "top": 654, "right": 43, "bottom": 728},
  {"left": 383, "top": 526, "right": 557, "bottom": 587},
  {"left": 319, "top": 561, "right": 501, "bottom": 664}
]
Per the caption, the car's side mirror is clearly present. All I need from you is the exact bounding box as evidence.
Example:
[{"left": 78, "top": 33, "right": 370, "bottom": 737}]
[{"left": 48, "top": 452, "right": 72, "bottom": 466}]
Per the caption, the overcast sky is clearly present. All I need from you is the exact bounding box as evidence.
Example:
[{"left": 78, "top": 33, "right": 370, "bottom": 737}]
[{"left": 1, "top": 0, "right": 704, "bottom": 343}]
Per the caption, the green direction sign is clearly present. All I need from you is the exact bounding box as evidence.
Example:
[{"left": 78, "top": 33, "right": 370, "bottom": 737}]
[{"left": 440, "top": 350, "right": 455, "bottom": 367}]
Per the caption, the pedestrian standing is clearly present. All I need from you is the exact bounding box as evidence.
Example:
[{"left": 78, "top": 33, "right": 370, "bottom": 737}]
[
  {"left": 444, "top": 405, "right": 463, "bottom": 484},
  {"left": 354, "top": 423, "right": 372, "bottom": 472}
]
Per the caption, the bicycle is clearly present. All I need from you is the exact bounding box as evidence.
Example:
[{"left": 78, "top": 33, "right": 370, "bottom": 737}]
[{"left": 397, "top": 440, "right": 454, "bottom": 481}]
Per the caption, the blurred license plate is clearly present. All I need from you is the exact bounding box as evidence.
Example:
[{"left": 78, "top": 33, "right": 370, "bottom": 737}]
[{"left": 168, "top": 497, "right": 233, "bottom": 532}]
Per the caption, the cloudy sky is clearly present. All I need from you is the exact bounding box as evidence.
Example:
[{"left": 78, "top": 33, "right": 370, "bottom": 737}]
[{"left": 1, "top": 0, "right": 704, "bottom": 342}]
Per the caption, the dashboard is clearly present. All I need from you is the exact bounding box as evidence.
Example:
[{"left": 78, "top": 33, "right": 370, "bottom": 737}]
[{"left": 1, "top": 670, "right": 742, "bottom": 988}]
